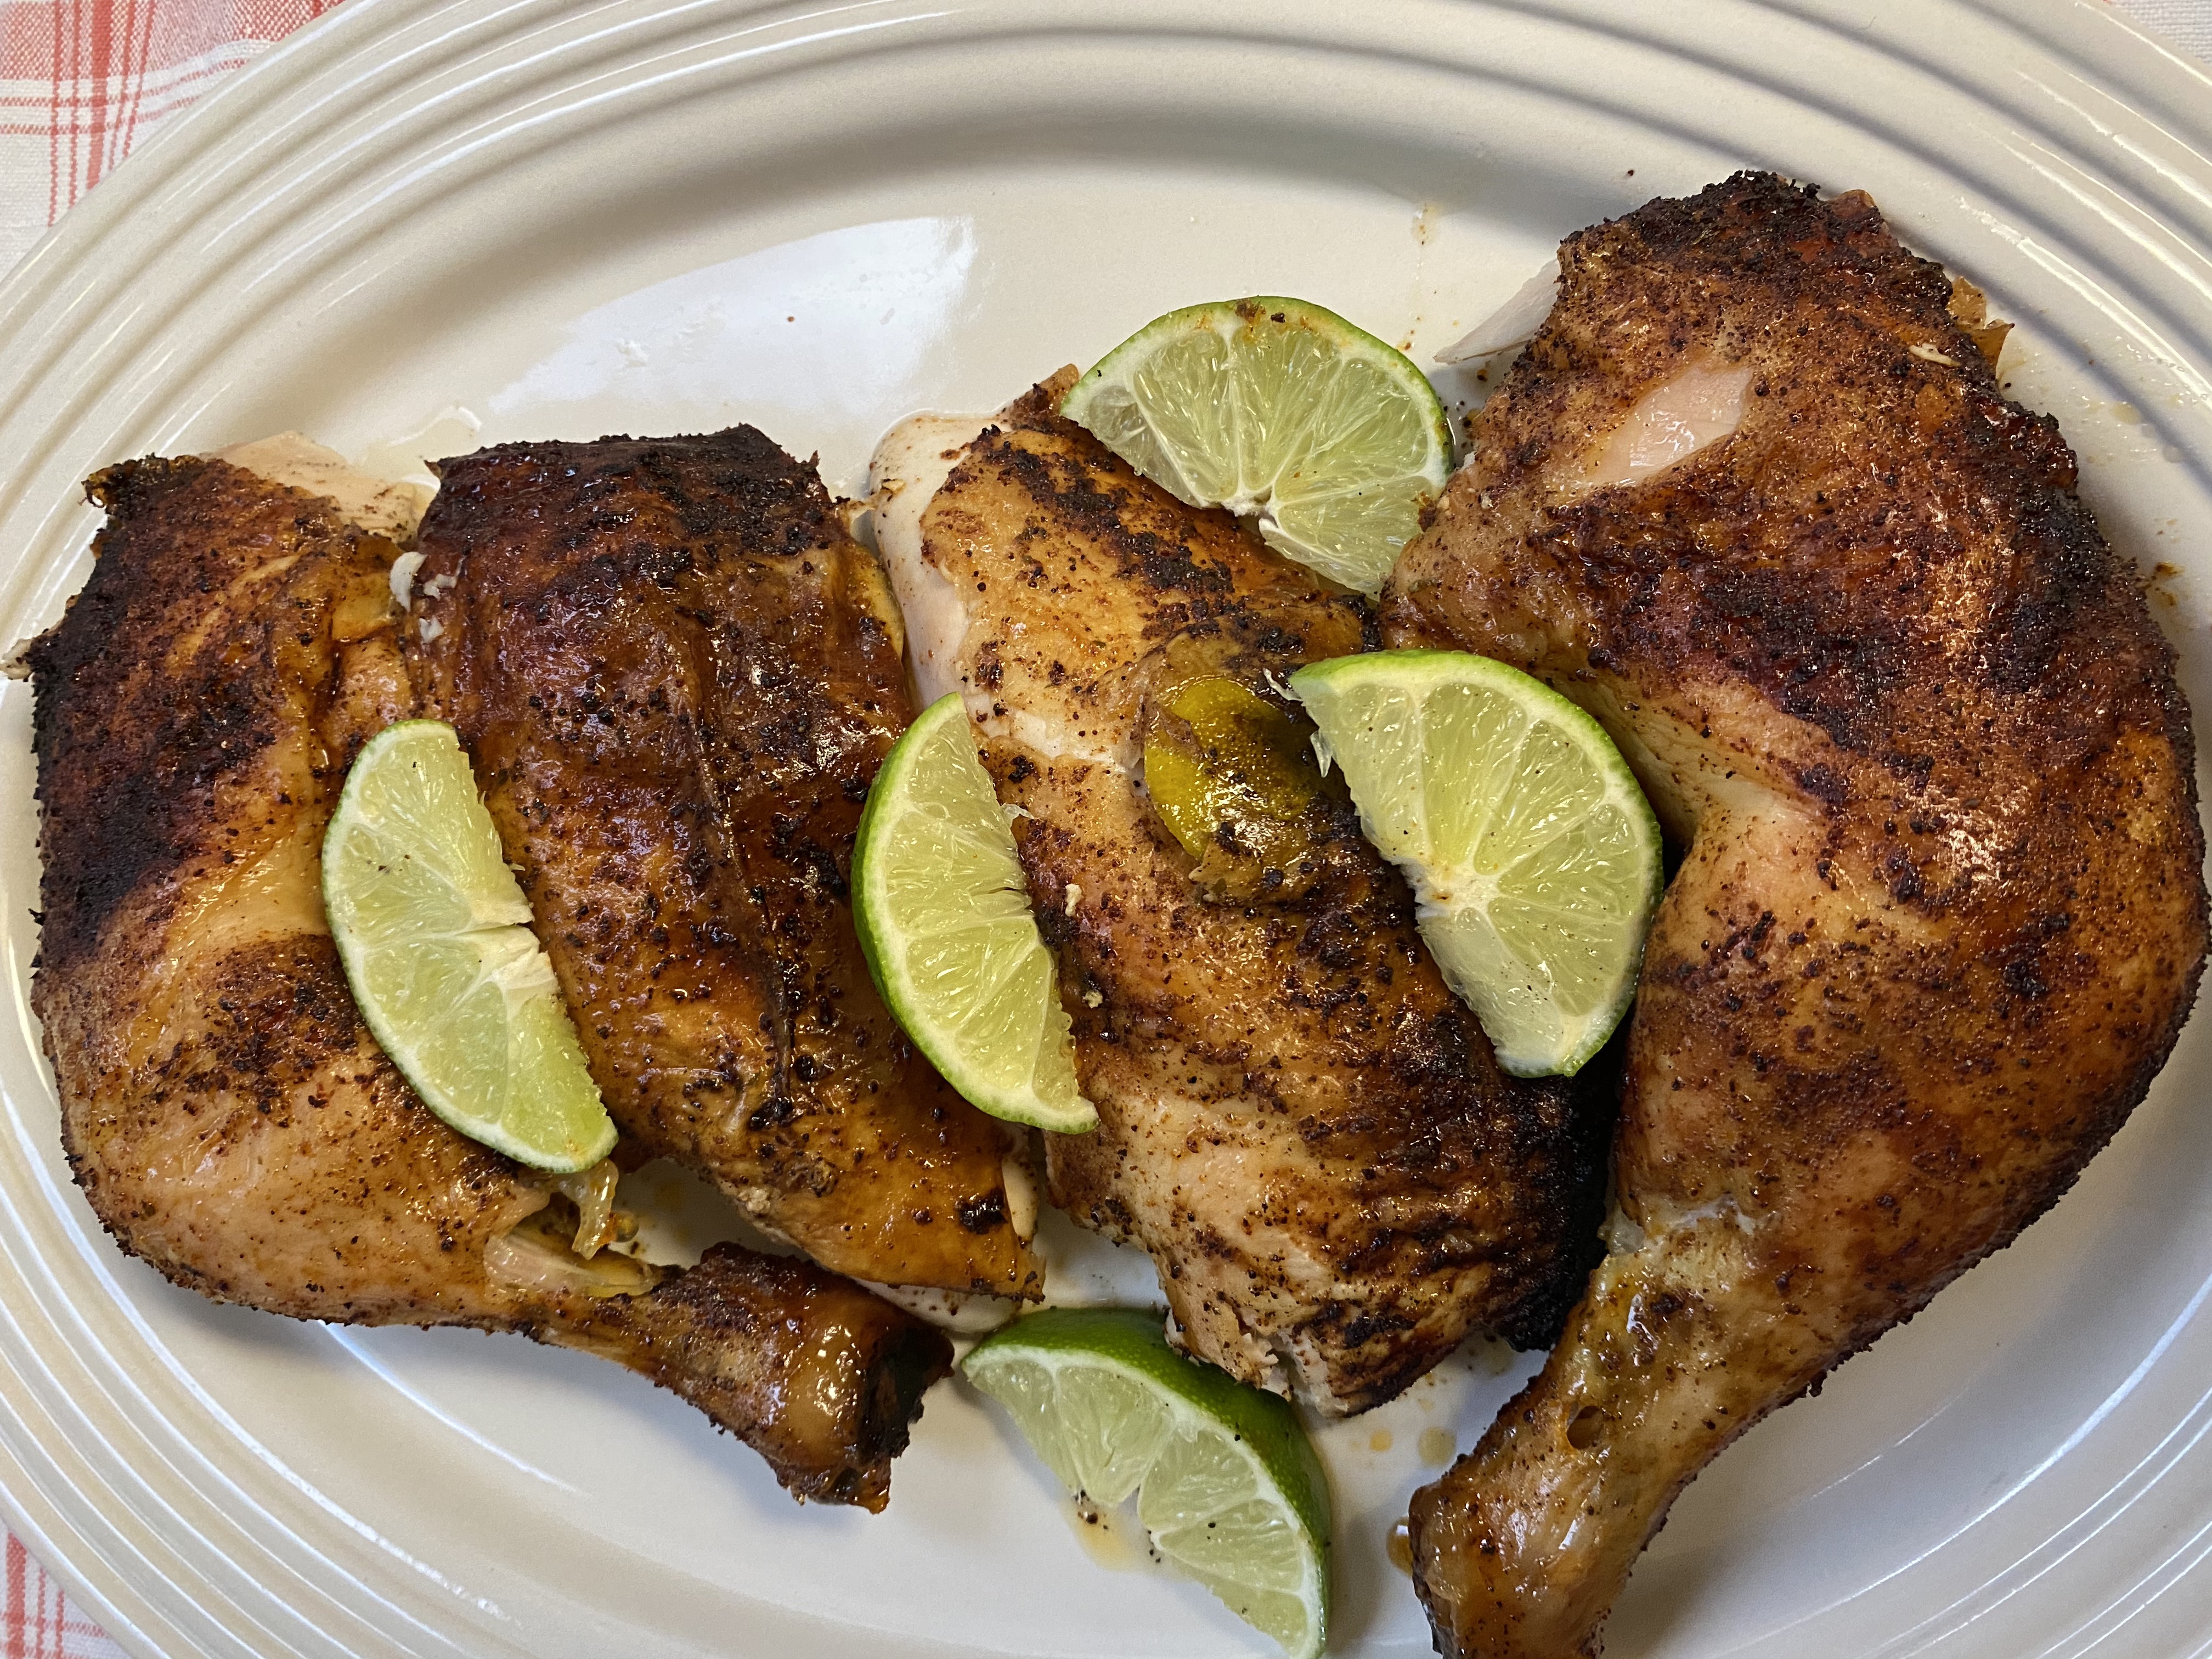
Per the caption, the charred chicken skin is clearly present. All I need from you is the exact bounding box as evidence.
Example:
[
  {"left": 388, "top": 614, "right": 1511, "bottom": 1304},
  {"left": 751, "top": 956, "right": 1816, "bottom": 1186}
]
[
  {"left": 1387, "top": 173, "right": 2208, "bottom": 1654},
  {"left": 871, "top": 382, "right": 1604, "bottom": 1414},
  {"left": 27, "top": 452, "right": 950, "bottom": 1510},
  {"left": 406, "top": 431, "right": 1040, "bottom": 1301}
]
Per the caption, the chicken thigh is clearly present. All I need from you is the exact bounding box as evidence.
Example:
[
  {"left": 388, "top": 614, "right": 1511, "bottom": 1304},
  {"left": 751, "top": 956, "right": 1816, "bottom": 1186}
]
[
  {"left": 407, "top": 431, "right": 1040, "bottom": 1301},
  {"left": 27, "top": 451, "right": 950, "bottom": 1509},
  {"left": 872, "top": 382, "right": 1604, "bottom": 1413},
  {"left": 1387, "top": 173, "right": 2208, "bottom": 1653}
]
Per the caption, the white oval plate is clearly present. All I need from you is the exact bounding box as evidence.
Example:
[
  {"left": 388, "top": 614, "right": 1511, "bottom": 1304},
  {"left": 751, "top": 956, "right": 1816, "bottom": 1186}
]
[{"left": 3, "top": 2, "right": 2211, "bottom": 1655}]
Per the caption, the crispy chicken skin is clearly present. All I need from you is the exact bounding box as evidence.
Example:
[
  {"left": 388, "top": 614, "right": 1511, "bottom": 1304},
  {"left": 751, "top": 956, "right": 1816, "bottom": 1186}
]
[
  {"left": 871, "top": 384, "right": 1604, "bottom": 1414},
  {"left": 1387, "top": 173, "right": 2209, "bottom": 1654},
  {"left": 405, "top": 431, "right": 1039, "bottom": 1300},
  {"left": 26, "top": 454, "right": 950, "bottom": 1510}
]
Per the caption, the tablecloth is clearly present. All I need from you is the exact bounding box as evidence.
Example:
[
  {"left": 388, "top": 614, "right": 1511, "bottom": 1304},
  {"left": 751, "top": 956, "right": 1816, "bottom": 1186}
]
[
  {"left": 1, "top": 0, "right": 337, "bottom": 272},
  {"left": 2, "top": 0, "right": 2209, "bottom": 1651}
]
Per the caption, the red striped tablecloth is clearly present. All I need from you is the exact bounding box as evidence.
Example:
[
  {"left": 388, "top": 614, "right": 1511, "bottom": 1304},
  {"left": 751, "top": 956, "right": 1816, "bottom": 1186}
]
[
  {"left": 1, "top": 0, "right": 338, "bottom": 271},
  {"left": 0, "top": 1536, "right": 117, "bottom": 1659},
  {"left": 2, "top": 0, "right": 2207, "bottom": 1652}
]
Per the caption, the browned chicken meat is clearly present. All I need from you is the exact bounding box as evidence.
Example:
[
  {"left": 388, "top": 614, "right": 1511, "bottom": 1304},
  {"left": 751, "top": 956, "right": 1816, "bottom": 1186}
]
[
  {"left": 1387, "top": 172, "right": 2209, "bottom": 1654},
  {"left": 405, "top": 431, "right": 1041, "bottom": 1301},
  {"left": 26, "top": 449, "right": 951, "bottom": 1510},
  {"left": 871, "top": 381, "right": 1604, "bottom": 1413}
]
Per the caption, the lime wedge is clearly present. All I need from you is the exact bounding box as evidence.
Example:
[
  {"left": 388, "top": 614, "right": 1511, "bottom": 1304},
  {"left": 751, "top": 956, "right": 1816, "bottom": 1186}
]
[
  {"left": 322, "top": 720, "right": 615, "bottom": 1172},
  {"left": 1059, "top": 297, "right": 1452, "bottom": 597},
  {"left": 1288, "top": 651, "right": 1662, "bottom": 1077},
  {"left": 852, "top": 694, "right": 1095, "bottom": 1134},
  {"left": 964, "top": 1309, "right": 1331, "bottom": 1659}
]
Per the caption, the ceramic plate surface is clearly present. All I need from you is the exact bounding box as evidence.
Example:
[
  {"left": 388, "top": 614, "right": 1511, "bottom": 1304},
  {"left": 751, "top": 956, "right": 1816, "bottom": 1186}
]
[{"left": 2, "top": 2, "right": 2211, "bottom": 1655}]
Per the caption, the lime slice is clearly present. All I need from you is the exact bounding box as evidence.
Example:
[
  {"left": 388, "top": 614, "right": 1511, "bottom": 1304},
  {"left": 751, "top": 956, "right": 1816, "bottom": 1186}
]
[
  {"left": 1060, "top": 297, "right": 1452, "bottom": 597},
  {"left": 322, "top": 720, "right": 616, "bottom": 1172},
  {"left": 964, "top": 1308, "right": 1331, "bottom": 1659},
  {"left": 1288, "top": 651, "right": 1662, "bottom": 1077},
  {"left": 852, "top": 694, "right": 1096, "bottom": 1134}
]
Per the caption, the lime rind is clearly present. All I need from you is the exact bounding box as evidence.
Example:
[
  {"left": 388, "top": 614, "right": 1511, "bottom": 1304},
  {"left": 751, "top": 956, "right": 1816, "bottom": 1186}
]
[
  {"left": 1060, "top": 297, "right": 1452, "bottom": 596},
  {"left": 323, "top": 720, "right": 616, "bottom": 1173},
  {"left": 964, "top": 1308, "right": 1330, "bottom": 1659},
  {"left": 853, "top": 696, "right": 1096, "bottom": 1134},
  {"left": 1288, "top": 651, "right": 1663, "bottom": 1077}
]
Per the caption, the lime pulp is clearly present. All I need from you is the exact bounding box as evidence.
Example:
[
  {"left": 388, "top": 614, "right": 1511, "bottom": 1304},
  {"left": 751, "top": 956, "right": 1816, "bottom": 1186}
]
[
  {"left": 1060, "top": 297, "right": 1452, "bottom": 596},
  {"left": 964, "top": 1308, "right": 1331, "bottom": 1659},
  {"left": 322, "top": 720, "right": 615, "bottom": 1172},
  {"left": 1289, "top": 651, "right": 1662, "bottom": 1076},
  {"left": 851, "top": 695, "right": 1094, "bottom": 1134}
]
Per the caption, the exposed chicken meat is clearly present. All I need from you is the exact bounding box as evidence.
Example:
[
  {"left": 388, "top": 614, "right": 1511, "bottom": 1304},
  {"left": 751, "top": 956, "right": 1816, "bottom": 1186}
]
[
  {"left": 26, "top": 451, "right": 950, "bottom": 1510},
  {"left": 1387, "top": 172, "right": 2208, "bottom": 1655},
  {"left": 871, "top": 382, "right": 1606, "bottom": 1413}
]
